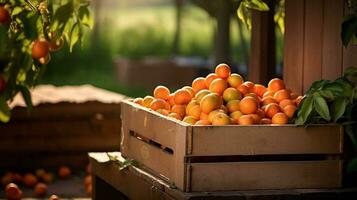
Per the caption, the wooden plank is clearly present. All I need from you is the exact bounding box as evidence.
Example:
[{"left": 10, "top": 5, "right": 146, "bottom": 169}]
[
  {"left": 190, "top": 160, "right": 342, "bottom": 191},
  {"left": 322, "top": 0, "right": 344, "bottom": 80},
  {"left": 283, "top": 0, "right": 305, "bottom": 94},
  {"left": 190, "top": 125, "right": 343, "bottom": 156},
  {"left": 303, "top": 0, "right": 324, "bottom": 92}
]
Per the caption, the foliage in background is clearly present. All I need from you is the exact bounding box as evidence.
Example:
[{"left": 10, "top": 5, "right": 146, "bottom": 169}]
[
  {"left": 0, "top": 0, "right": 92, "bottom": 122},
  {"left": 294, "top": 66, "right": 357, "bottom": 174},
  {"left": 342, "top": 0, "right": 357, "bottom": 47}
]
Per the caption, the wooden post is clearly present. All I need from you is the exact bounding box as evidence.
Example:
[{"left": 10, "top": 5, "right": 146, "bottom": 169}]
[{"left": 248, "top": 0, "right": 276, "bottom": 85}]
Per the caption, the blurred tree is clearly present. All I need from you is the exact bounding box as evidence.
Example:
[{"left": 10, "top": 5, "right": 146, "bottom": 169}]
[
  {"left": 91, "top": 0, "right": 102, "bottom": 49},
  {"left": 172, "top": 0, "right": 183, "bottom": 56}
]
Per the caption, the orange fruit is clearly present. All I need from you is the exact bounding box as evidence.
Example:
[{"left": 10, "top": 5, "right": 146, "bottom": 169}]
[
  {"left": 260, "top": 118, "right": 272, "bottom": 124},
  {"left": 263, "top": 90, "right": 275, "bottom": 98},
  {"left": 253, "top": 84, "right": 267, "bottom": 97},
  {"left": 208, "top": 109, "right": 225, "bottom": 122},
  {"left": 295, "top": 96, "right": 303, "bottom": 106},
  {"left": 168, "top": 112, "right": 182, "bottom": 120},
  {"left": 237, "top": 84, "right": 249, "bottom": 95},
  {"left": 192, "top": 77, "right": 207, "bottom": 93},
  {"left": 215, "top": 63, "right": 231, "bottom": 79},
  {"left": 256, "top": 108, "right": 265, "bottom": 118},
  {"left": 249, "top": 114, "right": 261, "bottom": 124},
  {"left": 200, "top": 93, "right": 222, "bottom": 114},
  {"left": 283, "top": 105, "right": 297, "bottom": 118},
  {"left": 274, "top": 89, "right": 291, "bottom": 103},
  {"left": 279, "top": 99, "right": 295, "bottom": 109},
  {"left": 84, "top": 175, "right": 92, "bottom": 188},
  {"left": 156, "top": 109, "right": 169, "bottom": 116},
  {"left": 239, "top": 96, "right": 258, "bottom": 114},
  {"left": 150, "top": 99, "right": 168, "bottom": 110},
  {"left": 187, "top": 105, "right": 201, "bottom": 120},
  {"left": 32, "top": 39, "right": 50, "bottom": 59},
  {"left": 58, "top": 166, "right": 71, "bottom": 179},
  {"left": 34, "top": 183, "right": 47, "bottom": 197},
  {"left": 244, "top": 92, "right": 259, "bottom": 102},
  {"left": 133, "top": 97, "right": 143, "bottom": 105},
  {"left": 230, "top": 111, "right": 243, "bottom": 124},
  {"left": 194, "top": 89, "right": 211, "bottom": 103},
  {"left": 264, "top": 103, "right": 280, "bottom": 118},
  {"left": 153, "top": 86, "right": 170, "bottom": 100},
  {"left": 1, "top": 172, "right": 13, "bottom": 186},
  {"left": 242, "top": 81, "right": 255, "bottom": 92},
  {"left": 261, "top": 96, "right": 276, "bottom": 106},
  {"left": 223, "top": 87, "right": 242, "bottom": 102},
  {"left": 5, "top": 183, "right": 22, "bottom": 200},
  {"left": 42, "top": 173, "right": 53, "bottom": 184},
  {"left": 23, "top": 173, "right": 38, "bottom": 188},
  {"left": 35, "top": 169, "right": 46, "bottom": 179},
  {"left": 195, "top": 120, "right": 211, "bottom": 125},
  {"left": 182, "top": 116, "right": 197, "bottom": 125},
  {"left": 167, "top": 93, "right": 175, "bottom": 106},
  {"left": 182, "top": 86, "right": 195, "bottom": 98},
  {"left": 238, "top": 115, "right": 254, "bottom": 125},
  {"left": 272, "top": 112, "right": 289, "bottom": 124},
  {"left": 142, "top": 96, "right": 155, "bottom": 108},
  {"left": 227, "top": 73, "right": 244, "bottom": 87},
  {"left": 290, "top": 92, "right": 299, "bottom": 99},
  {"left": 49, "top": 195, "right": 59, "bottom": 200},
  {"left": 205, "top": 73, "right": 219, "bottom": 88},
  {"left": 174, "top": 89, "right": 192, "bottom": 105},
  {"left": 209, "top": 78, "right": 227, "bottom": 95},
  {"left": 12, "top": 174, "right": 22, "bottom": 184},
  {"left": 186, "top": 100, "right": 199, "bottom": 115},
  {"left": 200, "top": 112, "right": 209, "bottom": 120},
  {"left": 268, "top": 78, "right": 285, "bottom": 93},
  {"left": 211, "top": 112, "right": 231, "bottom": 125},
  {"left": 226, "top": 100, "right": 240, "bottom": 113},
  {"left": 171, "top": 105, "right": 186, "bottom": 118},
  {"left": 220, "top": 104, "right": 228, "bottom": 113},
  {"left": 0, "top": 6, "right": 10, "bottom": 24}
]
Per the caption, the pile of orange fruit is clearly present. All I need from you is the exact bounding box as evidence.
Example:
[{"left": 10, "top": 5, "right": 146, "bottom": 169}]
[{"left": 133, "top": 63, "right": 303, "bottom": 125}]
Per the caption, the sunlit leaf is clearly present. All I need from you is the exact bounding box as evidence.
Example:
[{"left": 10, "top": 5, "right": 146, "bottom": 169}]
[
  {"left": 69, "top": 23, "right": 80, "bottom": 52},
  {"left": 0, "top": 98, "right": 10, "bottom": 123}
]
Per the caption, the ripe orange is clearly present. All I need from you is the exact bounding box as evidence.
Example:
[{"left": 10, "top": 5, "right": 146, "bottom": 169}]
[
  {"left": 0, "top": 6, "right": 10, "bottom": 24},
  {"left": 174, "top": 89, "right": 192, "bottom": 105},
  {"left": 260, "top": 118, "right": 272, "bottom": 124},
  {"left": 208, "top": 109, "right": 225, "bottom": 122},
  {"left": 42, "top": 173, "right": 53, "bottom": 184},
  {"left": 192, "top": 77, "right": 207, "bottom": 93},
  {"left": 272, "top": 112, "right": 289, "bottom": 124},
  {"left": 263, "top": 90, "right": 274, "bottom": 98},
  {"left": 279, "top": 99, "right": 295, "bottom": 109},
  {"left": 35, "top": 169, "right": 46, "bottom": 179},
  {"left": 237, "top": 84, "right": 249, "bottom": 95},
  {"left": 220, "top": 104, "right": 228, "bottom": 113},
  {"left": 268, "top": 78, "right": 285, "bottom": 93},
  {"left": 200, "top": 112, "right": 209, "bottom": 120},
  {"left": 156, "top": 109, "right": 169, "bottom": 116},
  {"left": 182, "top": 116, "right": 197, "bottom": 125},
  {"left": 168, "top": 93, "right": 175, "bottom": 106},
  {"left": 249, "top": 114, "right": 261, "bottom": 124},
  {"left": 168, "top": 112, "right": 182, "bottom": 120},
  {"left": 58, "top": 166, "right": 71, "bottom": 179},
  {"left": 205, "top": 73, "right": 219, "bottom": 88},
  {"left": 215, "top": 63, "right": 231, "bottom": 79},
  {"left": 230, "top": 111, "right": 243, "bottom": 124},
  {"left": 200, "top": 93, "right": 222, "bottom": 114},
  {"left": 283, "top": 105, "right": 297, "bottom": 118},
  {"left": 142, "top": 96, "right": 155, "bottom": 108},
  {"left": 223, "top": 87, "right": 242, "bottom": 102},
  {"left": 186, "top": 100, "right": 199, "bottom": 115},
  {"left": 153, "top": 86, "right": 170, "bottom": 100},
  {"left": 23, "top": 173, "right": 38, "bottom": 188},
  {"left": 242, "top": 81, "right": 255, "bottom": 92},
  {"left": 295, "top": 96, "right": 303, "bottom": 106},
  {"left": 194, "top": 89, "right": 210, "bottom": 103},
  {"left": 226, "top": 100, "right": 240, "bottom": 113},
  {"left": 34, "top": 183, "right": 47, "bottom": 197},
  {"left": 182, "top": 86, "right": 195, "bottom": 98},
  {"left": 38, "top": 53, "right": 51, "bottom": 65},
  {"left": 150, "top": 99, "right": 168, "bottom": 110},
  {"left": 49, "top": 195, "right": 59, "bottom": 200},
  {"left": 227, "top": 73, "right": 244, "bottom": 87},
  {"left": 244, "top": 92, "right": 259, "bottom": 102},
  {"left": 238, "top": 115, "right": 254, "bottom": 125},
  {"left": 187, "top": 105, "right": 201, "bottom": 120},
  {"left": 209, "top": 78, "right": 227, "bottom": 95},
  {"left": 32, "top": 39, "right": 50, "bottom": 59},
  {"left": 5, "top": 183, "right": 22, "bottom": 200},
  {"left": 133, "top": 97, "right": 143, "bottom": 105},
  {"left": 264, "top": 103, "right": 280, "bottom": 118},
  {"left": 256, "top": 108, "right": 265, "bottom": 118},
  {"left": 195, "top": 119, "right": 211, "bottom": 125},
  {"left": 261, "top": 96, "right": 276, "bottom": 106},
  {"left": 274, "top": 89, "right": 291, "bottom": 103},
  {"left": 171, "top": 105, "right": 186, "bottom": 118},
  {"left": 253, "top": 84, "right": 267, "bottom": 97},
  {"left": 211, "top": 112, "right": 231, "bottom": 125},
  {"left": 12, "top": 174, "right": 22, "bottom": 184},
  {"left": 239, "top": 96, "right": 258, "bottom": 114}
]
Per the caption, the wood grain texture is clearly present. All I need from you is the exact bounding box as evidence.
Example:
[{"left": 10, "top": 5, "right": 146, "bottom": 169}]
[{"left": 283, "top": 0, "right": 305, "bottom": 94}]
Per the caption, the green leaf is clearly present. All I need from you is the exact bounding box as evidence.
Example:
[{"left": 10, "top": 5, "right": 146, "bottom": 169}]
[
  {"left": 242, "top": 0, "right": 270, "bottom": 11},
  {"left": 12, "top": 6, "right": 23, "bottom": 16},
  {"left": 51, "top": 2, "right": 73, "bottom": 32},
  {"left": 314, "top": 94, "right": 331, "bottom": 121},
  {"left": 69, "top": 23, "right": 80, "bottom": 52},
  {"left": 347, "top": 157, "right": 357, "bottom": 174},
  {"left": 0, "top": 98, "right": 10, "bottom": 123},
  {"left": 318, "top": 90, "right": 334, "bottom": 101},
  {"left": 19, "top": 85, "right": 32, "bottom": 112},
  {"left": 331, "top": 98, "right": 347, "bottom": 122},
  {"left": 295, "top": 95, "right": 314, "bottom": 125},
  {"left": 78, "top": 6, "right": 94, "bottom": 29},
  {"left": 237, "top": 2, "right": 252, "bottom": 30},
  {"left": 306, "top": 80, "right": 330, "bottom": 95},
  {"left": 346, "top": 124, "right": 357, "bottom": 148},
  {"left": 341, "top": 14, "right": 357, "bottom": 47}
]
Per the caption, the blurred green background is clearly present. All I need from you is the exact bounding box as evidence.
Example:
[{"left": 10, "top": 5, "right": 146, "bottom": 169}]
[{"left": 41, "top": 0, "right": 283, "bottom": 97}]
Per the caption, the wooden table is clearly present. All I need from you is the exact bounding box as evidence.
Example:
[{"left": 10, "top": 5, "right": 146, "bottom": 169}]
[{"left": 89, "top": 152, "right": 357, "bottom": 200}]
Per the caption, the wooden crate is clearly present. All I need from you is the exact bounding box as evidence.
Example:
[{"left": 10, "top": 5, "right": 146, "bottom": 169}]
[
  {"left": 120, "top": 100, "right": 343, "bottom": 192},
  {"left": 0, "top": 85, "right": 125, "bottom": 170}
]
